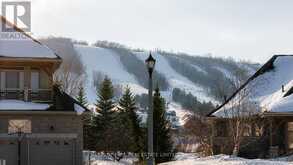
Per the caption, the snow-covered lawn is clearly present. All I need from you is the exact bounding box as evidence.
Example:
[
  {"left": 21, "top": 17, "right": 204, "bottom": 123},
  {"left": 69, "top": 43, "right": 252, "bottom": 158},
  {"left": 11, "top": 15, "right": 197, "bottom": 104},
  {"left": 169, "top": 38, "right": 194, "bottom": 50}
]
[
  {"left": 160, "top": 153, "right": 293, "bottom": 165},
  {"left": 85, "top": 152, "right": 293, "bottom": 165}
]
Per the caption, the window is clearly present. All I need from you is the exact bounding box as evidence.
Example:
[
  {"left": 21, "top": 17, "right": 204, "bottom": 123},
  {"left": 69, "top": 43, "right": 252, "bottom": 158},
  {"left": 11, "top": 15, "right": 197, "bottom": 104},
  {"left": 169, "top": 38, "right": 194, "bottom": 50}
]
[
  {"left": 243, "top": 124, "right": 252, "bottom": 137},
  {"left": 216, "top": 121, "right": 228, "bottom": 137},
  {"left": 6, "top": 71, "right": 19, "bottom": 89},
  {"left": 40, "top": 70, "right": 49, "bottom": 89},
  {"left": 8, "top": 120, "right": 31, "bottom": 133},
  {"left": 255, "top": 124, "right": 263, "bottom": 137},
  {"left": 31, "top": 71, "right": 39, "bottom": 91}
]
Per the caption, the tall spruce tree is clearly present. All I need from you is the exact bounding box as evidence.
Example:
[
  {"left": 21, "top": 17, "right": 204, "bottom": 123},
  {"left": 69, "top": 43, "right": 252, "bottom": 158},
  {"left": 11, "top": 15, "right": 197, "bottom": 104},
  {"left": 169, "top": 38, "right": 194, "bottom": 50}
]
[
  {"left": 76, "top": 85, "right": 93, "bottom": 150},
  {"left": 118, "top": 87, "right": 143, "bottom": 155},
  {"left": 92, "top": 76, "right": 116, "bottom": 151},
  {"left": 153, "top": 86, "right": 175, "bottom": 163}
]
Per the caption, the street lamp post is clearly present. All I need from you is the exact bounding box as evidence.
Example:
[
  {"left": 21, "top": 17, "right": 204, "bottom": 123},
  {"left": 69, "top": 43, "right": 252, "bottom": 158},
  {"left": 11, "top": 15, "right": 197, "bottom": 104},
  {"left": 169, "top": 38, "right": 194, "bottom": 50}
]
[{"left": 145, "top": 53, "right": 156, "bottom": 165}]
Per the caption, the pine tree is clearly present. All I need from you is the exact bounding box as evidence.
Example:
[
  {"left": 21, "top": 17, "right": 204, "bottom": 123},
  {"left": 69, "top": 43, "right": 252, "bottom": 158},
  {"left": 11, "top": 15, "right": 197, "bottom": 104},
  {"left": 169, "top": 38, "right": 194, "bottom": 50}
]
[
  {"left": 76, "top": 86, "right": 88, "bottom": 106},
  {"left": 153, "top": 86, "right": 175, "bottom": 163},
  {"left": 91, "top": 76, "right": 116, "bottom": 151},
  {"left": 118, "top": 87, "right": 143, "bottom": 155},
  {"left": 76, "top": 85, "right": 92, "bottom": 150}
]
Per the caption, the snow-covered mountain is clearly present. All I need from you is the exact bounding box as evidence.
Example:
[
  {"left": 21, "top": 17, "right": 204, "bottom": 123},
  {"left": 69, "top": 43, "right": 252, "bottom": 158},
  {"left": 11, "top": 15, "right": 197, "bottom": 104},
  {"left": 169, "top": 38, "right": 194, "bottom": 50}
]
[
  {"left": 39, "top": 37, "right": 258, "bottom": 126},
  {"left": 73, "top": 44, "right": 258, "bottom": 125}
]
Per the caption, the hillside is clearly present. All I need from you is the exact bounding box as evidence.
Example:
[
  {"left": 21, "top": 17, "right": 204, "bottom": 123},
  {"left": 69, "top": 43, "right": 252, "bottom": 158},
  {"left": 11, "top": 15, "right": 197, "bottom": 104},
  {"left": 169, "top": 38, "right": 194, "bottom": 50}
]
[
  {"left": 74, "top": 44, "right": 258, "bottom": 125},
  {"left": 40, "top": 38, "right": 259, "bottom": 126}
]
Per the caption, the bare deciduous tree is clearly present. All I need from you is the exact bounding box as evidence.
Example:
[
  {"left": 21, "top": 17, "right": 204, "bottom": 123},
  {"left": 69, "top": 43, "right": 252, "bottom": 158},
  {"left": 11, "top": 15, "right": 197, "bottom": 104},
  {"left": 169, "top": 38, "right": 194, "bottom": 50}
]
[
  {"left": 221, "top": 69, "right": 259, "bottom": 156},
  {"left": 184, "top": 114, "right": 213, "bottom": 156},
  {"left": 40, "top": 37, "right": 86, "bottom": 96}
]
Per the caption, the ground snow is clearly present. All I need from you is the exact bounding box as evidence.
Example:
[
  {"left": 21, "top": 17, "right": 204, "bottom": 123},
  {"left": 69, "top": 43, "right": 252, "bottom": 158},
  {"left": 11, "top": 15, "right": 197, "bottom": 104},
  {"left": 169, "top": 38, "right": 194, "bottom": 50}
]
[
  {"left": 84, "top": 152, "right": 293, "bottom": 165},
  {"left": 0, "top": 100, "right": 50, "bottom": 110},
  {"left": 160, "top": 153, "right": 293, "bottom": 165}
]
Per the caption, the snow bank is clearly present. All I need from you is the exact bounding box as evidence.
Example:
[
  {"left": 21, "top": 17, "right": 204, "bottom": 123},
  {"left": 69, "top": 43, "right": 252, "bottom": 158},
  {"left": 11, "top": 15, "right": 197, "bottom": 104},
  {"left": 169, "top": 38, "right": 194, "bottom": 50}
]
[
  {"left": 160, "top": 153, "right": 293, "bottom": 165},
  {"left": 0, "top": 100, "right": 50, "bottom": 110}
]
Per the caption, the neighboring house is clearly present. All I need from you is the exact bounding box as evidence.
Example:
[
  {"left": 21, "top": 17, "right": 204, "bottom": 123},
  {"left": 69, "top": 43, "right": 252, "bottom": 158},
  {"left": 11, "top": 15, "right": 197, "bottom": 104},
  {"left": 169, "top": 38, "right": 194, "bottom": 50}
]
[
  {"left": 0, "top": 16, "right": 87, "bottom": 165},
  {"left": 166, "top": 111, "right": 180, "bottom": 129},
  {"left": 207, "top": 55, "right": 293, "bottom": 158}
]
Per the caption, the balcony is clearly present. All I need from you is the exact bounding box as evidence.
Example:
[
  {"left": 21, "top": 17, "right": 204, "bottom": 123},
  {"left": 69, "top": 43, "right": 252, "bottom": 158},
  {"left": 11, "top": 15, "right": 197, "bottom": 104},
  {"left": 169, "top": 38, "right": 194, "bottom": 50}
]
[{"left": 0, "top": 88, "right": 52, "bottom": 103}]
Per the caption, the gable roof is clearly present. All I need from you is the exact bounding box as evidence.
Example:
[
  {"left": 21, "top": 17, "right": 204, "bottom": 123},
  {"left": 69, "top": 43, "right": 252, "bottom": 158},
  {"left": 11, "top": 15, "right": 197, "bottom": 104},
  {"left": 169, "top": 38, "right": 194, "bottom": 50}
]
[
  {"left": 0, "top": 16, "right": 61, "bottom": 60},
  {"left": 208, "top": 55, "right": 293, "bottom": 117}
]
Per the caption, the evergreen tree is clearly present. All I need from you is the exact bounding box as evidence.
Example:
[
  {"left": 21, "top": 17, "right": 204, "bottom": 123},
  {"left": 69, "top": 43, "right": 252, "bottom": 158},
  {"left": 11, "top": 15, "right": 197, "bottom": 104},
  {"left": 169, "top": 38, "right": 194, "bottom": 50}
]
[
  {"left": 76, "top": 86, "right": 88, "bottom": 106},
  {"left": 118, "top": 87, "right": 143, "bottom": 155},
  {"left": 91, "top": 76, "right": 116, "bottom": 151},
  {"left": 153, "top": 87, "right": 175, "bottom": 163},
  {"left": 76, "top": 85, "right": 92, "bottom": 150}
]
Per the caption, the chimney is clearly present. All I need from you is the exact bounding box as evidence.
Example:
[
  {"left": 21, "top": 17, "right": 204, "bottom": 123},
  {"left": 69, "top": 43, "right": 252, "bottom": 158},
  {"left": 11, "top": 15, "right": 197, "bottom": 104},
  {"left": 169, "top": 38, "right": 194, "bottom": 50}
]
[{"left": 282, "top": 85, "right": 285, "bottom": 93}]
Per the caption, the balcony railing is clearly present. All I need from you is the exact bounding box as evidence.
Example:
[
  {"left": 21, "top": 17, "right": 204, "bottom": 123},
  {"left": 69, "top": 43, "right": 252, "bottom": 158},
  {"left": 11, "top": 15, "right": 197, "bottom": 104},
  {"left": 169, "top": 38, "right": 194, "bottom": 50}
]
[{"left": 0, "top": 89, "right": 52, "bottom": 103}]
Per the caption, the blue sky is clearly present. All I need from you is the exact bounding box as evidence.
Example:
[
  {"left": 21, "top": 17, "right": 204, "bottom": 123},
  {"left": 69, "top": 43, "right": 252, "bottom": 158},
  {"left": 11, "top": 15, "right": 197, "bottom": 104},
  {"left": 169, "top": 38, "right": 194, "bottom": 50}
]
[{"left": 13, "top": 0, "right": 293, "bottom": 62}]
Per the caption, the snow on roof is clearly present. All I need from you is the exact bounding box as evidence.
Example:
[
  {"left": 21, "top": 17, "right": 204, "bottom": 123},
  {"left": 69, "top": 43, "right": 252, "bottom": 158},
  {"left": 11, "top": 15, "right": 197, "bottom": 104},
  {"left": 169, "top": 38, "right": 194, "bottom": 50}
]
[
  {"left": 0, "top": 16, "right": 59, "bottom": 59},
  {"left": 0, "top": 100, "right": 50, "bottom": 110},
  {"left": 74, "top": 103, "right": 86, "bottom": 115},
  {"left": 212, "top": 55, "right": 293, "bottom": 117}
]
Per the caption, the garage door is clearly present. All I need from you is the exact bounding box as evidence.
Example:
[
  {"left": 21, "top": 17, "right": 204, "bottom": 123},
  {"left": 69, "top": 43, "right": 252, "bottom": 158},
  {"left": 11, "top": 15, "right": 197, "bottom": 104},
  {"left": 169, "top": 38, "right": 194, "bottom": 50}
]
[
  {"left": 0, "top": 139, "right": 18, "bottom": 165},
  {"left": 29, "top": 139, "right": 74, "bottom": 165}
]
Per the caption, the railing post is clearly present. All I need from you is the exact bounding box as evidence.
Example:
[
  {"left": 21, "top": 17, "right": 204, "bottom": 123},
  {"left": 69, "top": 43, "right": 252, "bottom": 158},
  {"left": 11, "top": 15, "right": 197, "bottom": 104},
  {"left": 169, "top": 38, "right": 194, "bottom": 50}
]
[{"left": 24, "top": 87, "right": 28, "bottom": 102}]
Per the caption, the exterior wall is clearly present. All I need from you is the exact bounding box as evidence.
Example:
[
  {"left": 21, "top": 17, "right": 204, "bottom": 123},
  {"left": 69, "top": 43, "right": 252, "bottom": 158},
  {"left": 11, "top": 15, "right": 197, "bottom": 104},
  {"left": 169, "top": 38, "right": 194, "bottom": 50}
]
[
  {"left": 210, "top": 118, "right": 269, "bottom": 158},
  {"left": 0, "top": 113, "right": 83, "bottom": 165},
  {"left": 211, "top": 116, "right": 293, "bottom": 158}
]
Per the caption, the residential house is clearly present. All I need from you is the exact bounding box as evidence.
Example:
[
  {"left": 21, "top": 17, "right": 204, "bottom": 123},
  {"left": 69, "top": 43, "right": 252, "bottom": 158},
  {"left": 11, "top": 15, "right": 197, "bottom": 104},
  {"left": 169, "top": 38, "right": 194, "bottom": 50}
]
[
  {"left": 0, "top": 16, "right": 87, "bottom": 165},
  {"left": 207, "top": 55, "right": 293, "bottom": 158}
]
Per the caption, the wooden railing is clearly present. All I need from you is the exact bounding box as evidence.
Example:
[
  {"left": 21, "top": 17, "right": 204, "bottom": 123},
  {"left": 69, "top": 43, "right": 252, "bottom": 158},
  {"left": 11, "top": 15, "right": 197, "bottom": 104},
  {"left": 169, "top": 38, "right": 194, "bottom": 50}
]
[{"left": 0, "top": 89, "right": 52, "bottom": 102}]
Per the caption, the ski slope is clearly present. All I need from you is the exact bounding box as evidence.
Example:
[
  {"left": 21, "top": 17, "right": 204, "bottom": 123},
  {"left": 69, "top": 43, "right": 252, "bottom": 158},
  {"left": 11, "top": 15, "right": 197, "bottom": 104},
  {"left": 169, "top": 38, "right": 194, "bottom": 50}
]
[
  {"left": 134, "top": 51, "right": 215, "bottom": 103},
  {"left": 74, "top": 45, "right": 146, "bottom": 104}
]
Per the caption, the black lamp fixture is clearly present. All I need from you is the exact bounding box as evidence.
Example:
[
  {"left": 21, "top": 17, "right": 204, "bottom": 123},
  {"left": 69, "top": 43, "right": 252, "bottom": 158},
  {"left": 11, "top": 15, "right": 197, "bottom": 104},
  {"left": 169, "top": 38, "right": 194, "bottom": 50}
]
[{"left": 145, "top": 53, "right": 156, "bottom": 76}]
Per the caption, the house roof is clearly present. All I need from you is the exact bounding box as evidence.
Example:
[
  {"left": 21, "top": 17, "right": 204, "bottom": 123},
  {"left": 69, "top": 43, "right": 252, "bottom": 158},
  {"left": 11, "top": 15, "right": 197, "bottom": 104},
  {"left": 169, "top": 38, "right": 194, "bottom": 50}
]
[
  {"left": 0, "top": 16, "right": 61, "bottom": 60},
  {"left": 208, "top": 55, "right": 293, "bottom": 117}
]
